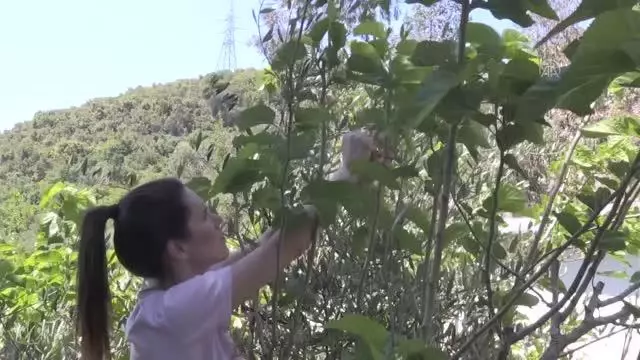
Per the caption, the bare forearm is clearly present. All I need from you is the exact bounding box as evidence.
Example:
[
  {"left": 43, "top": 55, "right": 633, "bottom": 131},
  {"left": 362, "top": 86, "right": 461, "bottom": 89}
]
[
  {"left": 213, "top": 247, "right": 252, "bottom": 270},
  {"left": 229, "top": 216, "right": 316, "bottom": 306}
]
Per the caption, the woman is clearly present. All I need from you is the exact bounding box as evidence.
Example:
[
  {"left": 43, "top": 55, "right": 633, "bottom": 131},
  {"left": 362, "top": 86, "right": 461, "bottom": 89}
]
[{"left": 76, "top": 130, "right": 379, "bottom": 360}]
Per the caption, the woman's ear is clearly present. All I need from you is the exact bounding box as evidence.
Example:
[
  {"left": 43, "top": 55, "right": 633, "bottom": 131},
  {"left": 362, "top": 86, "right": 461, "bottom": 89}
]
[{"left": 165, "top": 239, "right": 189, "bottom": 261}]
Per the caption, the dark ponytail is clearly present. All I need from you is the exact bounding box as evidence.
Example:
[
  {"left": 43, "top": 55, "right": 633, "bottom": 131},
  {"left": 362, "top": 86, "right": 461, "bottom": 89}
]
[
  {"left": 75, "top": 177, "right": 190, "bottom": 360},
  {"left": 76, "top": 205, "right": 118, "bottom": 360}
]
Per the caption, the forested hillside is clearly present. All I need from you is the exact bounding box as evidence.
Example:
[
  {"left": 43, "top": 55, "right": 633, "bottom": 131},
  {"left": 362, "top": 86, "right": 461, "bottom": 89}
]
[
  {"left": 0, "top": 69, "right": 266, "bottom": 243},
  {"left": 2, "top": 0, "right": 640, "bottom": 359}
]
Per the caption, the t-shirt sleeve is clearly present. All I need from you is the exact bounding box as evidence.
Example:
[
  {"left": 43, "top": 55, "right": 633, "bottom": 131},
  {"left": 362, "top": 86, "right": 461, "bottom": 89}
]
[{"left": 162, "top": 266, "right": 233, "bottom": 338}]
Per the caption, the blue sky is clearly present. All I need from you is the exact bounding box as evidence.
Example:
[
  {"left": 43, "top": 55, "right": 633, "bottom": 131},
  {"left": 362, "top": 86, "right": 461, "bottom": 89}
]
[{"left": 0, "top": 0, "right": 514, "bottom": 131}]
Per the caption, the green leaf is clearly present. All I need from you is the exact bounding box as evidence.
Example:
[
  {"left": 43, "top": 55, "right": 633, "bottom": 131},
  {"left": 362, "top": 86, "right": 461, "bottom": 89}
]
[
  {"left": 504, "top": 154, "right": 528, "bottom": 179},
  {"left": 555, "top": 211, "right": 582, "bottom": 235},
  {"left": 212, "top": 158, "right": 263, "bottom": 195},
  {"left": 329, "top": 21, "right": 347, "bottom": 48},
  {"left": 513, "top": 77, "right": 558, "bottom": 122},
  {"left": 517, "top": 8, "right": 640, "bottom": 121},
  {"left": 536, "top": 0, "right": 638, "bottom": 48},
  {"left": 482, "top": 184, "right": 527, "bottom": 214},
  {"left": 282, "top": 132, "right": 316, "bottom": 160},
  {"left": 503, "top": 29, "right": 530, "bottom": 45},
  {"left": 411, "top": 40, "right": 456, "bottom": 66},
  {"left": 514, "top": 292, "right": 540, "bottom": 307},
  {"left": 271, "top": 40, "right": 308, "bottom": 71},
  {"left": 466, "top": 22, "right": 503, "bottom": 56},
  {"left": 557, "top": 51, "right": 636, "bottom": 115},
  {"left": 575, "top": 9, "right": 640, "bottom": 61},
  {"left": 394, "top": 228, "right": 422, "bottom": 255},
  {"left": 525, "top": 0, "right": 559, "bottom": 20},
  {"left": 445, "top": 222, "right": 470, "bottom": 247},
  {"left": 412, "top": 69, "right": 460, "bottom": 128},
  {"left": 185, "top": 177, "right": 212, "bottom": 200},
  {"left": 396, "top": 39, "right": 418, "bottom": 56},
  {"left": 392, "top": 165, "right": 420, "bottom": 179},
  {"left": 40, "top": 182, "right": 66, "bottom": 208},
  {"left": 582, "top": 116, "right": 640, "bottom": 138},
  {"left": 608, "top": 161, "right": 631, "bottom": 179},
  {"left": 517, "top": 52, "right": 635, "bottom": 121},
  {"left": 492, "top": 242, "right": 508, "bottom": 260},
  {"left": 499, "top": 58, "right": 540, "bottom": 96},
  {"left": 631, "top": 271, "right": 640, "bottom": 283},
  {"left": 599, "top": 270, "right": 628, "bottom": 279},
  {"left": 349, "top": 160, "right": 400, "bottom": 190},
  {"left": 457, "top": 120, "right": 491, "bottom": 149},
  {"left": 538, "top": 276, "right": 567, "bottom": 294},
  {"left": 236, "top": 104, "right": 275, "bottom": 131},
  {"left": 309, "top": 17, "right": 330, "bottom": 44},
  {"left": 355, "top": 108, "right": 386, "bottom": 127},
  {"left": 610, "top": 72, "right": 640, "bottom": 94},
  {"left": 484, "top": 0, "right": 534, "bottom": 28},
  {"left": 426, "top": 148, "right": 444, "bottom": 187},
  {"left": 348, "top": 41, "right": 385, "bottom": 75},
  {"left": 233, "top": 132, "right": 281, "bottom": 150},
  {"left": 497, "top": 121, "right": 545, "bottom": 149},
  {"left": 353, "top": 20, "right": 387, "bottom": 39},
  {"left": 326, "top": 314, "right": 388, "bottom": 352},
  {"left": 352, "top": 226, "right": 369, "bottom": 257},
  {"left": 405, "top": 205, "right": 431, "bottom": 233},
  {"left": 502, "top": 58, "right": 540, "bottom": 83},
  {"left": 461, "top": 236, "right": 481, "bottom": 257},
  {"left": 0, "top": 259, "right": 14, "bottom": 277},
  {"left": 577, "top": 187, "right": 611, "bottom": 211},
  {"left": 341, "top": 187, "right": 379, "bottom": 220},
  {"left": 252, "top": 186, "right": 281, "bottom": 211},
  {"left": 598, "top": 230, "right": 627, "bottom": 251},
  {"left": 295, "top": 107, "right": 332, "bottom": 130},
  {"left": 396, "top": 339, "right": 448, "bottom": 360},
  {"left": 351, "top": 41, "right": 382, "bottom": 61},
  {"left": 303, "top": 180, "right": 355, "bottom": 225}
]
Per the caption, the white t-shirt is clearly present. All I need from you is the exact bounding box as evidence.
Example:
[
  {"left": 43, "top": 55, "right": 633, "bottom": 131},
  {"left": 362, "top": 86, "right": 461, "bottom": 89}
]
[{"left": 125, "top": 266, "right": 242, "bottom": 360}]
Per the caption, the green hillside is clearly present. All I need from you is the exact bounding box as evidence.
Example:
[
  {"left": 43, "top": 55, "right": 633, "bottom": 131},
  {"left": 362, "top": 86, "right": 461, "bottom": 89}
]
[
  {"left": 0, "top": 69, "right": 263, "bottom": 242},
  {"left": 3, "top": 0, "right": 640, "bottom": 358}
]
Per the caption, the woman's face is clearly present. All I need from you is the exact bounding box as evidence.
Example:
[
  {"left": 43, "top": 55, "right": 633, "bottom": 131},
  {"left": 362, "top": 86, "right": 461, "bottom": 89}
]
[{"left": 181, "top": 187, "right": 229, "bottom": 273}]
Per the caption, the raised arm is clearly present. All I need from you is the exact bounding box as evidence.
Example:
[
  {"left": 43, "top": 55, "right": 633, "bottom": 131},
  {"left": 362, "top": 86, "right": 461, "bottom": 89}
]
[{"left": 228, "top": 130, "right": 377, "bottom": 306}]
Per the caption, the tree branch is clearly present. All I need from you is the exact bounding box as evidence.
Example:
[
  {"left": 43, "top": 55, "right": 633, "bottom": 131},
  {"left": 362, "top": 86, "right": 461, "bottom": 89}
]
[
  {"left": 559, "top": 327, "right": 632, "bottom": 358},
  {"left": 600, "top": 282, "right": 640, "bottom": 308},
  {"left": 484, "top": 152, "right": 505, "bottom": 320},
  {"left": 422, "top": 0, "right": 470, "bottom": 343},
  {"left": 558, "top": 251, "right": 605, "bottom": 324},
  {"left": 453, "top": 197, "right": 552, "bottom": 306},
  {"left": 451, "top": 155, "right": 640, "bottom": 359},
  {"left": 541, "top": 281, "right": 631, "bottom": 360},
  {"left": 525, "top": 127, "right": 583, "bottom": 270},
  {"left": 511, "top": 156, "right": 640, "bottom": 343}
]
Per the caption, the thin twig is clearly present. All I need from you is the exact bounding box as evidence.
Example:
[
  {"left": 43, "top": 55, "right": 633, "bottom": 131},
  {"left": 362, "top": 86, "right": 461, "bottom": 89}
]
[
  {"left": 559, "top": 327, "right": 633, "bottom": 358},
  {"left": 270, "top": 2, "right": 311, "bottom": 358},
  {"left": 484, "top": 152, "right": 505, "bottom": 320},
  {"left": 525, "top": 126, "right": 584, "bottom": 270},
  {"left": 423, "top": 1, "right": 470, "bottom": 342},
  {"left": 600, "top": 282, "right": 640, "bottom": 307}
]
